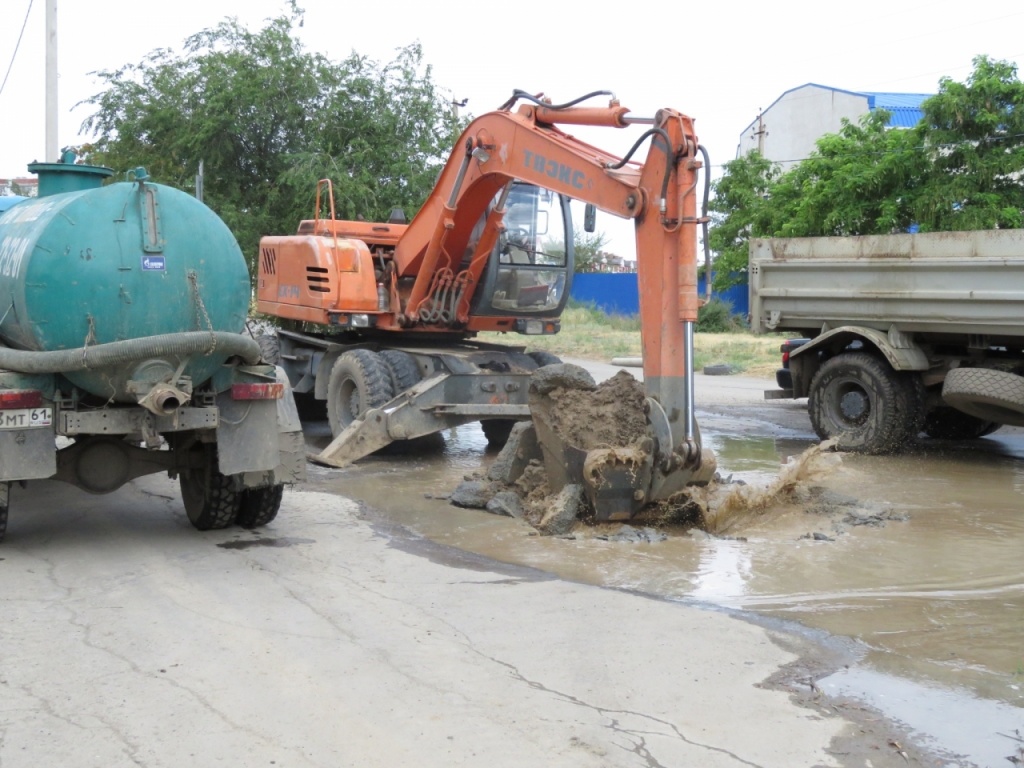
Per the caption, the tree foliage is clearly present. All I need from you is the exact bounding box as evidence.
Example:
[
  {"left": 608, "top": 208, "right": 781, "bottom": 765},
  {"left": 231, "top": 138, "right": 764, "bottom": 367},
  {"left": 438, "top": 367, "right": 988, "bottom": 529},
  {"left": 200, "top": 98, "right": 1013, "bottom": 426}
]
[
  {"left": 79, "top": 4, "right": 462, "bottom": 272},
  {"left": 572, "top": 230, "right": 611, "bottom": 273},
  {"left": 708, "top": 55, "right": 1024, "bottom": 290}
]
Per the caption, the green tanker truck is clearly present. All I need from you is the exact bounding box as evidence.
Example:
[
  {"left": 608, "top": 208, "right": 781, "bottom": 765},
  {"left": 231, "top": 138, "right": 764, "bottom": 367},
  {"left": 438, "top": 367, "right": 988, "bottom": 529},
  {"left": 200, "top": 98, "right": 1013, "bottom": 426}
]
[{"left": 0, "top": 153, "right": 305, "bottom": 540}]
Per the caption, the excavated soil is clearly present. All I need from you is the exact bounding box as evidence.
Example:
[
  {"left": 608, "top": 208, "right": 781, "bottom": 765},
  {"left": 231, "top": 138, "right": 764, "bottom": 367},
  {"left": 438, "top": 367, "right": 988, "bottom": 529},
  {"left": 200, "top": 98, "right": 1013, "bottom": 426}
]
[{"left": 541, "top": 370, "right": 648, "bottom": 449}]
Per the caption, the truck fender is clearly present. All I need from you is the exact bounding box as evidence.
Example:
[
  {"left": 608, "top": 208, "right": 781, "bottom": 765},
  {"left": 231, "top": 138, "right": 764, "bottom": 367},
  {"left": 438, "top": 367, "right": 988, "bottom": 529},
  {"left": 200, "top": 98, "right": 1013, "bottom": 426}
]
[{"left": 789, "top": 326, "right": 928, "bottom": 398}]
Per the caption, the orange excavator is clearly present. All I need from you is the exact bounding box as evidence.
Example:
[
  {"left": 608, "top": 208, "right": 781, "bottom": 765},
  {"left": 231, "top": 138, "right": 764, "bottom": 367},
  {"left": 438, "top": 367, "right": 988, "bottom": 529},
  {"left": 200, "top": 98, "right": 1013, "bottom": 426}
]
[{"left": 255, "top": 90, "right": 716, "bottom": 519}]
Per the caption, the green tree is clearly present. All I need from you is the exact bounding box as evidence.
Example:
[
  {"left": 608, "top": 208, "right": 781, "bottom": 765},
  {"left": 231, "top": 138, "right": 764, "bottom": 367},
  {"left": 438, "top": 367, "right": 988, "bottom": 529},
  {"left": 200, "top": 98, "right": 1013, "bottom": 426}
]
[
  {"left": 915, "top": 55, "right": 1024, "bottom": 230},
  {"left": 707, "top": 151, "right": 778, "bottom": 290},
  {"left": 79, "top": 4, "right": 461, "bottom": 273},
  {"left": 572, "top": 230, "right": 610, "bottom": 273},
  {"left": 707, "top": 56, "right": 1024, "bottom": 288}
]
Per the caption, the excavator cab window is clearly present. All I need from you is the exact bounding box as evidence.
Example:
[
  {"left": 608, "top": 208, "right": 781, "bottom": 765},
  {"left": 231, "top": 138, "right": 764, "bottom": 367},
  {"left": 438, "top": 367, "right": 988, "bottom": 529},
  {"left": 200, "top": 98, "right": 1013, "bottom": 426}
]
[{"left": 474, "top": 184, "right": 573, "bottom": 317}]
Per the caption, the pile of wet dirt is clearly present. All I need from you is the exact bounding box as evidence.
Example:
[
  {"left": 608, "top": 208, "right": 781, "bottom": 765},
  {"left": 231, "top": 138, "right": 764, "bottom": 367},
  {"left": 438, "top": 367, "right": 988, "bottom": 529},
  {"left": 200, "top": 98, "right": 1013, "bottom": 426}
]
[
  {"left": 450, "top": 367, "right": 901, "bottom": 541},
  {"left": 537, "top": 369, "right": 647, "bottom": 449}
]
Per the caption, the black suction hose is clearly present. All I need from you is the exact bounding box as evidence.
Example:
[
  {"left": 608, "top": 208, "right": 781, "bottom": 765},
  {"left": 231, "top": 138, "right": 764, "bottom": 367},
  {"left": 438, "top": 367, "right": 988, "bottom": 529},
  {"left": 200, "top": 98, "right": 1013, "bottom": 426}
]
[{"left": 0, "top": 332, "right": 261, "bottom": 374}]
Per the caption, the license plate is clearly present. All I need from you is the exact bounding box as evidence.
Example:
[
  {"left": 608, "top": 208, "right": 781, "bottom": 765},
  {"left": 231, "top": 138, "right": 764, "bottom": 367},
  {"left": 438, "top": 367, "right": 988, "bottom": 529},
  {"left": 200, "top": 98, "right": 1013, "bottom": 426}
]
[{"left": 0, "top": 407, "right": 53, "bottom": 430}]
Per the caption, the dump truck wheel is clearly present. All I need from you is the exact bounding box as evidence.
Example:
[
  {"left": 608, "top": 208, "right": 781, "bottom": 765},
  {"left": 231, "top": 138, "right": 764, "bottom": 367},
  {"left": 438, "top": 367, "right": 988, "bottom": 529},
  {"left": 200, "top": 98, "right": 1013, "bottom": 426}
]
[
  {"left": 923, "top": 406, "right": 1000, "bottom": 440},
  {"left": 942, "top": 368, "right": 1024, "bottom": 427},
  {"left": 179, "top": 447, "right": 241, "bottom": 531},
  {"left": 327, "top": 349, "right": 396, "bottom": 436},
  {"left": 237, "top": 484, "right": 284, "bottom": 528},
  {"left": 380, "top": 350, "right": 422, "bottom": 392},
  {"left": 808, "top": 352, "right": 917, "bottom": 454}
]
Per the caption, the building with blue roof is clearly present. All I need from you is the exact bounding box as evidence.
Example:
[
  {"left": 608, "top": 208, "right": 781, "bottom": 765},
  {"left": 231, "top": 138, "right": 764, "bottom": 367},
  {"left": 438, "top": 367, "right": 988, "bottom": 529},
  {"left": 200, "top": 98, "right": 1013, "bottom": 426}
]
[{"left": 737, "top": 84, "right": 931, "bottom": 169}]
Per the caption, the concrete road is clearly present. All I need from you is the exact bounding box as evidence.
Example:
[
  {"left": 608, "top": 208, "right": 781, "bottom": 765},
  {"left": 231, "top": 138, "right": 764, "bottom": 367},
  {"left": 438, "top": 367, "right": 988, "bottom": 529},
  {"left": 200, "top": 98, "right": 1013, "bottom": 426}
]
[{"left": 0, "top": 469, "right": 866, "bottom": 767}]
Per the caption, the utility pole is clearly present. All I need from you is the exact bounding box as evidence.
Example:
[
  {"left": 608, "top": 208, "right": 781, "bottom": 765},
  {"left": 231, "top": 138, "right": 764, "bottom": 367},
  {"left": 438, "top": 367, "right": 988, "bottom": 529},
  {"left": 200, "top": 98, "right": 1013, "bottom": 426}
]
[
  {"left": 45, "top": 0, "right": 57, "bottom": 161},
  {"left": 752, "top": 108, "right": 768, "bottom": 155}
]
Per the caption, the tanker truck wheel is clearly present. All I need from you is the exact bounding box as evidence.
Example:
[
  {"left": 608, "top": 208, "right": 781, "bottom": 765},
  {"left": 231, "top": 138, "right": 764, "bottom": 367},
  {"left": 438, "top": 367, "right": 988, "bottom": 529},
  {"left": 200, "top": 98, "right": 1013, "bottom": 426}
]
[
  {"left": 327, "top": 350, "right": 395, "bottom": 436},
  {"left": 0, "top": 482, "right": 8, "bottom": 543},
  {"left": 237, "top": 484, "right": 284, "bottom": 529},
  {"left": 808, "top": 352, "right": 919, "bottom": 454},
  {"left": 179, "top": 447, "right": 242, "bottom": 531}
]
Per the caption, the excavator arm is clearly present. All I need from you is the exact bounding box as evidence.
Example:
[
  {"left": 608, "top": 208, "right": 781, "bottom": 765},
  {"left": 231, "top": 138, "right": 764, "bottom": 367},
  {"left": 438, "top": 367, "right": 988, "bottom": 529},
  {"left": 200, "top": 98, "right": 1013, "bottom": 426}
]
[{"left": 394, "top": 93, "right": 711, "bottom": 511}]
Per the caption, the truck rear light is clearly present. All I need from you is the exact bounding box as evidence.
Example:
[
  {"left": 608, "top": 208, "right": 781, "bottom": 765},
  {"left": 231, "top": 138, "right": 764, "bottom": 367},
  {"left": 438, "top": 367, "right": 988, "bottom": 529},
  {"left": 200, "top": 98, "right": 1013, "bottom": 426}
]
[
  {"left": 231, "top": 383, "right": 284, "bottom": 400},
  {"left": 0, "top": 389, "right": 43, "bottom": 409},
  {"left": 782, "top": 350, "right": 791, "bottom": 364}
]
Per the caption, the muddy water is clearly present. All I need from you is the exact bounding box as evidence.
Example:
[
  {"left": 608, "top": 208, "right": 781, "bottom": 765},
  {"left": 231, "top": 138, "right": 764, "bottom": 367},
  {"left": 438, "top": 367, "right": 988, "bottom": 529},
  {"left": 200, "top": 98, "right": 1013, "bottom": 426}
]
[{"left": 303, "top": 414, "right": 1024, "bottom": 760}]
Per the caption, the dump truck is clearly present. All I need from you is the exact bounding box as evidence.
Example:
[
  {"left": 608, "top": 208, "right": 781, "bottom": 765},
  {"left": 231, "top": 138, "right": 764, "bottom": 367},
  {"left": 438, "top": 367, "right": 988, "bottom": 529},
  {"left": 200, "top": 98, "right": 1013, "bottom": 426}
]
[
  {"left": 255, "top": 89, "right": 717, "bottom": 520},
  {"left": 0, "top": 153, "right": 305, "bottom": 540},
  {"left": 750, "top": 229, "right": 1024, "bottom": 452}
]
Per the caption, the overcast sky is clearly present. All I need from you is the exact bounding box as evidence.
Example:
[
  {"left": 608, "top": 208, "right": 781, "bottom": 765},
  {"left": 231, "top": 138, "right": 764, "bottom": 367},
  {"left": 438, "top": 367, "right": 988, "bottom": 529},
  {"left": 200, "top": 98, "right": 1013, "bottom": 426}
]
[{"left": 2, "top": 0, "right": 1022, "bottom": 255}]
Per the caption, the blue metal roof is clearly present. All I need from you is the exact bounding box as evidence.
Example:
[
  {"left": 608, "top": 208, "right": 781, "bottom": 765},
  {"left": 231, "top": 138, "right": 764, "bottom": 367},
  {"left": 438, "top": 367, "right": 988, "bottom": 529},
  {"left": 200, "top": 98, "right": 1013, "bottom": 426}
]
[{"left": 864, "top": 92, "right": 931, "bottom": 128}]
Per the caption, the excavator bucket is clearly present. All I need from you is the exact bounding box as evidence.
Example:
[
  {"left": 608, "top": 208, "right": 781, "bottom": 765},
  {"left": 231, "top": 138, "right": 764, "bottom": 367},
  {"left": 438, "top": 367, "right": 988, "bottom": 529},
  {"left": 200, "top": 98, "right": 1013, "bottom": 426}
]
[{"left": 527, "top": 365, "right": 716, "bottom": 522}]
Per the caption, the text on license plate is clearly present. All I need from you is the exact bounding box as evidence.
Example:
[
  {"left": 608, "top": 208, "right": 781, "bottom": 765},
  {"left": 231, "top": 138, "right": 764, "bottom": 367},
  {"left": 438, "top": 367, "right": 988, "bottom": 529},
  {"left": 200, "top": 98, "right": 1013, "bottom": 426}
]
[{"left": 0, "top": 408, "right": 53, "bottom": 429}]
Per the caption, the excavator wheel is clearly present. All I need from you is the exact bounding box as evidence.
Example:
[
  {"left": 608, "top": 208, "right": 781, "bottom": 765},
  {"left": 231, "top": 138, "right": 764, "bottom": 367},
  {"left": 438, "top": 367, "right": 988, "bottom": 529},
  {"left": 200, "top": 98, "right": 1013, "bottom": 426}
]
[
  {"left": 480, "top": 351, "right": 561, "bottom": 448},
  {"left": 327, "top": 349, "right": 396, "bottom": 436},
  {"left": 528, "top": 350, "right": 562, "bottom": 368},
  {"left": 380, "top": 350, "right": 422, "bottom": 393}
]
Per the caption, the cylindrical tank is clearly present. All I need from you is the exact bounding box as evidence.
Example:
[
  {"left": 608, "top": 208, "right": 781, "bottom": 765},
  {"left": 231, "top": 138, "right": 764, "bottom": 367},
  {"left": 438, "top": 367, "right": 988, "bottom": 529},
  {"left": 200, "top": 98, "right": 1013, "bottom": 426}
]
[{"left": 0, "top": 161, "right": 252, "bottom": 398}]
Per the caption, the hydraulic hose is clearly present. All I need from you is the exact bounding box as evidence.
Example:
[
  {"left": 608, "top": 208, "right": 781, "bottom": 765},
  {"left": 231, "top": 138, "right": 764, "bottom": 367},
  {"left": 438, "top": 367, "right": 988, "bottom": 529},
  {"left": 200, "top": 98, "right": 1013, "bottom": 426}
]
[
  {"left": 698, "top": 144, "right": 712, "bottom": 300},
  {"left": 0, "top": 332, "right": 261, "bottom": 374}
]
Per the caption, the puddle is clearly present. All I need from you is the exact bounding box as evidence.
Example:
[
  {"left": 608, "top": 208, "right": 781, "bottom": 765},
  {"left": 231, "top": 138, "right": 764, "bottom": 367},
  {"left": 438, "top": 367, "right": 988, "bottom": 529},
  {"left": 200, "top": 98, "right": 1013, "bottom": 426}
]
[{"left": 302, "top": 414, "right": 1024, "bottom": 763}]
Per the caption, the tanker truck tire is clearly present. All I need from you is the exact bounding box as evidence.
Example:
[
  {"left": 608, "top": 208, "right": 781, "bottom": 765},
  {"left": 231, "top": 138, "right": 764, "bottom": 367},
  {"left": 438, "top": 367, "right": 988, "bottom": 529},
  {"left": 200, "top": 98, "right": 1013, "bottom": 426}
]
[
  {"left": 923, "top": 406, "right": 1000, "bottom": 440},
  {"left": 0, "top": 483, "right": 8, "bottom": 543},
  {"left": 808, "top": 352, "right": 918, "bottom": 454},
  {"left": 327, "top": 350, "right": 395, "bottom": 436},
  {"left": 179, "top": 448, "right": 242, "bottom": 531},
  {"left": 237, "top": 484, "right": 284, "bottom": 528},
  {"left": 942, "top": 368, "right": 1024, "bottom": 428}
]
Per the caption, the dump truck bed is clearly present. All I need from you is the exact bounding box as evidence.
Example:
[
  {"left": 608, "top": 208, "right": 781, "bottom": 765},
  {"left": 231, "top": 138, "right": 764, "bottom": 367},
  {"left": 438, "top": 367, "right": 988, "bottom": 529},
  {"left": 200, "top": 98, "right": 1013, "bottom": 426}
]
[{"left": 749, "top": 229, "right": 1024, "bottom": 341}]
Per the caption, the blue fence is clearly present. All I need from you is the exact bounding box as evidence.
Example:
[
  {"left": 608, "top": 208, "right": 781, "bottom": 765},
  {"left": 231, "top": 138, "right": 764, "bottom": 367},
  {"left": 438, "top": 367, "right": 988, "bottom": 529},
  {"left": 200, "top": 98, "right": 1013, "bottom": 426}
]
[{"left": 569, "top": 272, "right": 749, "bottom": 318}]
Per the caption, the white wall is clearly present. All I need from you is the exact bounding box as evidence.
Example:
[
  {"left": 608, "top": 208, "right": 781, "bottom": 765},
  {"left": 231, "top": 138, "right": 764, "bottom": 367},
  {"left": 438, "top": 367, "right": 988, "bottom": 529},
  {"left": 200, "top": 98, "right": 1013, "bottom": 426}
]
[{"left": 737, "top": 85, "right": 869, "bottom": 170}]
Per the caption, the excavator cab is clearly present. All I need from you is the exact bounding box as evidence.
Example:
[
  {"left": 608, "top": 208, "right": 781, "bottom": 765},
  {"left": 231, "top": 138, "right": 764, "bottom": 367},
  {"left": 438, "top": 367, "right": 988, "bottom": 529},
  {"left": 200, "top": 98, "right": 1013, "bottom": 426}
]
[{"left": 470, "top": 183, "right": 574, "bottom": 319}]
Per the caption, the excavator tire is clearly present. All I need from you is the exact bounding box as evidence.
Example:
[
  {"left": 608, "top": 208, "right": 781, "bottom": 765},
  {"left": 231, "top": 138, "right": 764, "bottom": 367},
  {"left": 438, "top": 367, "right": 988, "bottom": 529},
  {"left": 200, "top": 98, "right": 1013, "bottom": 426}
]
[
  {"left": 528, "top": 350, "right": 562, "bottom": 368},
  {"left": 327, "top": 349, "right": 396, "bottom": 436},
  {"left": 256, "top": 333, "right": 281, "bottom": 365},
  {"left": 480, "top": 351, "right": 561, "bottom": 448},
  {"left": 380, "top": 350, "right": 422, "bottom": 393}
]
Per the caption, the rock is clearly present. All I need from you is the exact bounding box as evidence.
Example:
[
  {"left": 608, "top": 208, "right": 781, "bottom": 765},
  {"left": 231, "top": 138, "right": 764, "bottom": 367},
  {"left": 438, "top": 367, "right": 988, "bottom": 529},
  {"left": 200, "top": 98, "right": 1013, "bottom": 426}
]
[
  {"left": 536, "top": 484, "right": 583, "bottom": 536},
  {"left": 528, "top": 364, "right": 597, "bottom": 396},
  {"left": 487, "top": 422, "right": 542, "bottom": 484},
  {"left": 485, "top": 491, "right": 525, "bottom": 519},
  {"left": 449, "top": 480, "right": 494, "bottom": 509}
]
